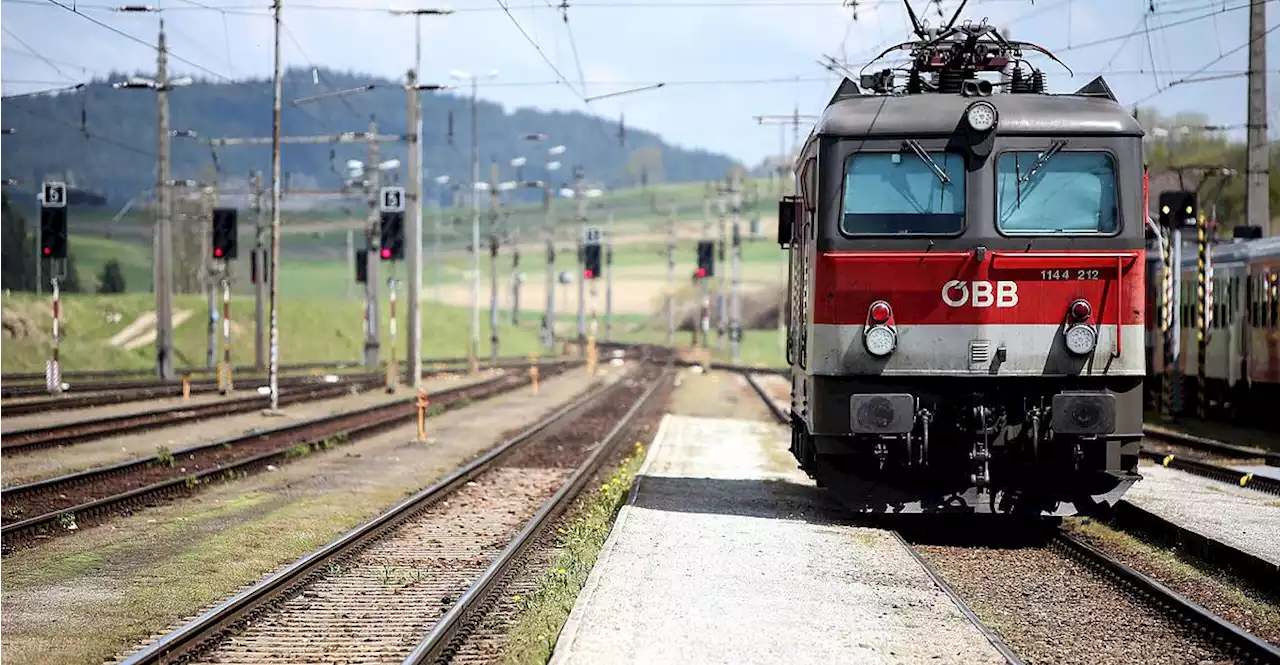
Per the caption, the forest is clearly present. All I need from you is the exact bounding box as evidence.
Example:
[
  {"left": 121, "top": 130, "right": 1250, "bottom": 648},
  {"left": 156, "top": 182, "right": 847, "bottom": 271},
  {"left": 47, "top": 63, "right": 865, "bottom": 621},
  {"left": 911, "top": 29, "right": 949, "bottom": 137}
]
[{"left": 0, "top": 66, "right": 740, "bottom": 205}]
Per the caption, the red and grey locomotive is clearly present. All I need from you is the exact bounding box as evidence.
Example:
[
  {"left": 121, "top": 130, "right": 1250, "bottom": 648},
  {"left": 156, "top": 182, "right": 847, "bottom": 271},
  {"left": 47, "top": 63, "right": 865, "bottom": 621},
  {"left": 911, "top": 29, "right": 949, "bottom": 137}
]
[{"left": 778, "top": 5, "right": 1147, "bottom": 515}]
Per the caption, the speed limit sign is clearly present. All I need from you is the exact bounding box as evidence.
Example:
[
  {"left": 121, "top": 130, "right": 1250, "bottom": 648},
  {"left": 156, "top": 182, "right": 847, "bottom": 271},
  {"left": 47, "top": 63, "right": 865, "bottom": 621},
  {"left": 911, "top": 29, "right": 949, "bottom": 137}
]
[
  {"left": 380, "top": 186, "right": 405, "bottom": 213},
  {"left": 42, "top": 181, "right": 67, "bottom": 208}
]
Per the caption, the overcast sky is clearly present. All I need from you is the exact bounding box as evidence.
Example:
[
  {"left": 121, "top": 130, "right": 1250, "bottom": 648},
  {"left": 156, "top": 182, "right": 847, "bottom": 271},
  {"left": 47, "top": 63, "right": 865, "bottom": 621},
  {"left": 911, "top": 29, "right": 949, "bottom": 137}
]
[{"left": 3, "top": 0, "right": 1277, "bottom": 167}]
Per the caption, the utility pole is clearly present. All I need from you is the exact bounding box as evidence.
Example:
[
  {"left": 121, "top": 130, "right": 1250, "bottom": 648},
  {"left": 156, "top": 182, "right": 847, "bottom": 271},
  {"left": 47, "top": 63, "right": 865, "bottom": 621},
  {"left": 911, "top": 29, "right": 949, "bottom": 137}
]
[
  {"left": 363, "top": 118, "right": 382, "bottom": 368},
  {"left": 251, "top": 171, "right": 267, "bottom": 368},
  {"left": 1245, "top": 0, "right": 1271, "bottom": 236},
  {"left": 393, "top": 8, "right": 452, "bottom": 389},
  {"left": 111, "top": 18, "right": 188, "bottom": 380},
  {"left": 202, "top": 183, "right": 218, "bottom": 370},
  {"left": 700, "top": 188, "right": 712, "bottom": 349},
  {"left": 716, "top": 188, "right": 728, "bottom": 352},
  {"left": 449, "top": 70, "right": 498, "bottom": 374},
  {"left": 665, "top": 206, "right": 677, "bottom": 346},
  {"left": 268, "top": 0, "right": 283, "bottom": 410},
  {"left": 488, "top": 158, "right": 500, "bottom": 364},
  {"left": 756, "top": 109, "right": 818, "bottom": 358},
  {"left": 544, "top": 182, "right": 557, "bottom": 350},
  {"left": 729, "top": 172, "right": 743, "bottom": 362},
  {"left": 605, "top": 211, "right": 614, "bottom": 342},
  {"left": 574, "top": 166, "right": 587, "bottom": 348}
]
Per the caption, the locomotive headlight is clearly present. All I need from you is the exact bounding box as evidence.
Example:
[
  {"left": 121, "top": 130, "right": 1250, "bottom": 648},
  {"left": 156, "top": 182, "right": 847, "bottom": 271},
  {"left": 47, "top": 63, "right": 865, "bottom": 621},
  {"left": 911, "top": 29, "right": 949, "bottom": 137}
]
[
  {"left": 965, "top": 101, "right": 998, "bottom": 132},
  {"left": 1064, "top": 324, "right": 1097, "bottom": 356},
  {"left": 864, "top": 326, "right": 897, "bottom": 357}
]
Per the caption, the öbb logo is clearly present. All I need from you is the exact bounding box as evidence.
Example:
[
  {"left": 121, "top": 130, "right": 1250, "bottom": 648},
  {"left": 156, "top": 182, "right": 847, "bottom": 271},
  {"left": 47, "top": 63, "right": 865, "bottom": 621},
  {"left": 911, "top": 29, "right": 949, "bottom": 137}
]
[{"left": 941, "top": 280, "right": 1019, "bottom": 308}]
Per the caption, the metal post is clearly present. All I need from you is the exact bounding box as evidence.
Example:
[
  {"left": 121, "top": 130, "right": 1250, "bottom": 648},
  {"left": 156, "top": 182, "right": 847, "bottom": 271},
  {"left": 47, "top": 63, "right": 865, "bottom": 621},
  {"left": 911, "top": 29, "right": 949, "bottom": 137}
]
[
  {"left": 716, "top": 192, "right": 727, "bottom": 352},
  {"left": 468, "top": 79, "right": 481, "bottom": 375},
  {"left": 406, "top": 68, "right": 424, "bottom": 389},
  {"left": 267, "top": 0, "right": 283, "bottom": 411},
  {"left": 251, "top": 171, "right": 266, "bottom": 369},
  {"left": 206, "top": 272, "right": 217, "bottom": 369},
  {"left": 544, "top": 185, "right": 556, "bottom": 351},
  {"left": 1245, "top": 0, "right": 1271, "bottom": 236},
  {"left": 510, "top": 228, "right": 521, "bottom": 326},
  {"left": 665, "top": 206, "right": 676, "bottom": 346},
  {"left": 363, "top": 118, "right": 382, "bottom": 368},
  {"left": 49, "top": 278, "right": 62, "bottom": 395},
  {"left": 1195, "top": 212, "right": 1209, "bottom": 418},
  {"left": 730, "top": 176, "right": 743, "bottom": 362},
  {"left": 345, "top": 228, "right": 355, "bottom": 300},
  {"left": 574, "top": 169, "right": 586, "bottom": 348},
  {"left": 154, "top": 20, "right": 175, "bottom": 380},
  {"left": 605, "top": 211, "right": 614, "bottom": 342},
  {"left": 387, "top": 278, "right": 398, "bottom": 391},
  {"left": 488, "top": 160, "right": 500, "bottom": 363},
  {"left": 1160, "top": 224, "right": 1175, "bottom": 419},
  {"left": 221, "top": 278, "right": 233, "bottom": 394}
]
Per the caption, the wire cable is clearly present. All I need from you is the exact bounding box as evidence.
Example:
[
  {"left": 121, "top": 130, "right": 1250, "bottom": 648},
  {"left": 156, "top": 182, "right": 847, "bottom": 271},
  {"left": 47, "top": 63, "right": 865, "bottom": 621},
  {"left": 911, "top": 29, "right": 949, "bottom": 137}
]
[
  {"left": 1, "top": 100, "right": 157, "bottom": 156},
  {"left": 495, "top": 0, "right": 583, "bottom": 100},
  {"left": 1130, "top": 18, "right": 1280, "bottom": 105}
]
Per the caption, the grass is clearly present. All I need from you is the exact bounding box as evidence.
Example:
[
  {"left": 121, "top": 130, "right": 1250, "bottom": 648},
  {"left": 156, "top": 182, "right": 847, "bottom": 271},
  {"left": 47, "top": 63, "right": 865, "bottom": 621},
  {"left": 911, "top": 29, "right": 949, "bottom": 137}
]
[
  {"left": 499, "top": 441, "right": 649, "bottom": 665},
  {"left": 0, "top": 292, "right": 549, "bottom": 373}
]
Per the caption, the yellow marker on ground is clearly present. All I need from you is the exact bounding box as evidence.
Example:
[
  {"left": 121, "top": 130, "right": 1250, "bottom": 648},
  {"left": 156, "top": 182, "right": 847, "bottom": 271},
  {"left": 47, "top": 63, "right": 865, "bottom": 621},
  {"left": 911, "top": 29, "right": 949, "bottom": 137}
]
[
  {"left": 182, "top": 374, "right": 191, "bottom": 402},
  {"left": 416, "top": 388, "right": 429, "bottom": 442}
]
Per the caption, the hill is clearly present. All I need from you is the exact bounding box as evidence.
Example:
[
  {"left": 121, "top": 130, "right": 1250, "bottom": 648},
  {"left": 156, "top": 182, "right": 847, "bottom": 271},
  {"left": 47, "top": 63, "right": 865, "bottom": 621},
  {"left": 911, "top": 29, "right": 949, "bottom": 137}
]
[{"left": 0, "top": 67, "right": 741, "bottom": 204}]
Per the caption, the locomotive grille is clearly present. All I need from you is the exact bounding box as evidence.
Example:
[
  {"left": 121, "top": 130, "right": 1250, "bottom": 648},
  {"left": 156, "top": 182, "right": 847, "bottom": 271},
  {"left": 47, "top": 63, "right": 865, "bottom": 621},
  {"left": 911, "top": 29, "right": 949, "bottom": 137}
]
[{"left": 969, "top": 340, "right": 992, "bottom": 369}]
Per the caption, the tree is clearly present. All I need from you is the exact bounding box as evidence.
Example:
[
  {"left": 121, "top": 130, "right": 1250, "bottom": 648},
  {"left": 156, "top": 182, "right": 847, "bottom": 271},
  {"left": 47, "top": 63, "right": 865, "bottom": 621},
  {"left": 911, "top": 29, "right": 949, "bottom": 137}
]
[
  {"left": 98, "top": 260, "right": 127, "bottom": 293},
  {"left": 1, "top": 191, "right": 37, "bottom": 291}
]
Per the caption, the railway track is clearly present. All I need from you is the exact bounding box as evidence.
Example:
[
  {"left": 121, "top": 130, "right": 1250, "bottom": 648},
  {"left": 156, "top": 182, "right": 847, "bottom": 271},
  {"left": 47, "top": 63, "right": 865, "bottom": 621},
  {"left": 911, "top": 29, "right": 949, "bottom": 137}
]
[
  {"left": 1, "top": 377, "right": 385, "bottom": 455},
  {"left": 0, "top": 372, "right": 382, "bottom": 416},
  {"left": 115, "top": 360, "right": 671, "bottom": 665},
  {"left": 740, "top": 366, "right": 1280, "bottom": 664},
  {"left": 1136, "top": 449, "right": 1280, "bottom": 496},
  {"left": 1, "top": 361, "right": 579, "bottom": 554}
]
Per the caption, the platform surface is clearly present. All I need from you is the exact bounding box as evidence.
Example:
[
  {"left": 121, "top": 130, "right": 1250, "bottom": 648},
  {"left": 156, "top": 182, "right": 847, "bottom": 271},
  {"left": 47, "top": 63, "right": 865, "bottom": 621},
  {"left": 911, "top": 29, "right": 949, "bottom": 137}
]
[
  {"left": 548, "top": 414, "right": 1007, "bottom": 665},
  {"left": 1127, "top": 463, "right": 1280, "bottom": 567}
]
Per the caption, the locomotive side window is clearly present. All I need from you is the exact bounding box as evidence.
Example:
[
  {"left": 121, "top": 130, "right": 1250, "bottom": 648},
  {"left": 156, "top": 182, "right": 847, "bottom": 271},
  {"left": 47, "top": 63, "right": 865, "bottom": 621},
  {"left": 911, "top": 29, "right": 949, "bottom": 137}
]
[
  {"left": 996, "top": 151, "right": 1119, "bottom": 234},
  {"left": 839, "top": 151, "right": 965, "bottom": 235}
]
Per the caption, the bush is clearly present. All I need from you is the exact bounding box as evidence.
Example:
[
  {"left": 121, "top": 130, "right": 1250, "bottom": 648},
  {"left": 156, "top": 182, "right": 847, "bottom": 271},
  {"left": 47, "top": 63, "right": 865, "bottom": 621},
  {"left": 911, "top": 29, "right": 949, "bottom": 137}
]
[{"left": 98, "top": 260, "right": 127, "bottom": 293}]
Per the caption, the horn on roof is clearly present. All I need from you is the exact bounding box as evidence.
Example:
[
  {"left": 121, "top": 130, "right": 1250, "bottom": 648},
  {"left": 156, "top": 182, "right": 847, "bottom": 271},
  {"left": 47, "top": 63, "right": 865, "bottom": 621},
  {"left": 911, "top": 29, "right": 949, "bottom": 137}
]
[{"left": 1074, "top": 76, "right": 1117, "bottom": 101}]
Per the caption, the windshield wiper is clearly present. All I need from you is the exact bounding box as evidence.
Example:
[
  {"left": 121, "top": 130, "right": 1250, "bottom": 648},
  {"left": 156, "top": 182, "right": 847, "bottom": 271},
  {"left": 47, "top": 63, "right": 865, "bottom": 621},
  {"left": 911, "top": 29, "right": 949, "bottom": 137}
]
[
  {"left": 1018, "top": 140, "right": 1067, "bottom": 184},
  {"left": 903, "top": 139, "right": 950, "bottom": 185}
]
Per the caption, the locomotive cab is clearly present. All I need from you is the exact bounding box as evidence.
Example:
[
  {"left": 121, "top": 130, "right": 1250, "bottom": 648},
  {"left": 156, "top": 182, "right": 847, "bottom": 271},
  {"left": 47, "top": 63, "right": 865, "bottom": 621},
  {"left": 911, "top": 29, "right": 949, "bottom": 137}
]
[{"left": 781, "top": 12, "right": 1145, "bottom": 516}]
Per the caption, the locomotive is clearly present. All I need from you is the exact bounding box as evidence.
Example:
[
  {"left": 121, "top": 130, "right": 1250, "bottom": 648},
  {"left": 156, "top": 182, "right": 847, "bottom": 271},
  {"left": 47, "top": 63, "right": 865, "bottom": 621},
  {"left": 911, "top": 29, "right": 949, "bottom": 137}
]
[{"left": 778, "top": 3, "right": 1148, "bottom": 515}]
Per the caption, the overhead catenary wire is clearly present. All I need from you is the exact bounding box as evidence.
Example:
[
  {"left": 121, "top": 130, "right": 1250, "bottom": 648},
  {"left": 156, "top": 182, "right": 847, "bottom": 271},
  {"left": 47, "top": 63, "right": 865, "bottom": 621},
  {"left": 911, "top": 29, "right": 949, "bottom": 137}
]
[{"left": 1130, "top": 18, "right": 1280, "bottom": 105}]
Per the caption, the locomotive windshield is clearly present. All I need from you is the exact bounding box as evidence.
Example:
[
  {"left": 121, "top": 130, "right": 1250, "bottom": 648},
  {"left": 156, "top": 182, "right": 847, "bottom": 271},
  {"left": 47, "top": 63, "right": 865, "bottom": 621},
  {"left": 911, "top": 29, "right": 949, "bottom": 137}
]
[
  {"left": 840, "top": 150, "right": 965, "bottom": 235},
  {"left": 997, "top": 151, "right": 1119, "bottom": 234}
]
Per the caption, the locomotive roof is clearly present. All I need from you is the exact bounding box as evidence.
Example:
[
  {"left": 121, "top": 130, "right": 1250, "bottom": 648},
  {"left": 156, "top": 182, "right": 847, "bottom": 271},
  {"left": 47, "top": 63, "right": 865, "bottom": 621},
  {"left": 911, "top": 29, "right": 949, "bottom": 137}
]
[{"left": 813, "top": 82, "right": 1145, "bottom": 139}]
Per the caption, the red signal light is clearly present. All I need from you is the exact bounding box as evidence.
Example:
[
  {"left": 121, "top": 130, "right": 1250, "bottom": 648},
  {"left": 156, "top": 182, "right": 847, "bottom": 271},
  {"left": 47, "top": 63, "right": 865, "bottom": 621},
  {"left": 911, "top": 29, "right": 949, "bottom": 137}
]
[
  {"left": 1070, "top": 299, "right": 1091, "bottom": 321},
  {"left": 869, "top": 301, "right": 891, "bottom": 324},
  {"left": 695, "top": 267, "right": 706, "bottom": 278},
  {"left": 584, "top": 269, "right": 594, "bottom": 279},
  {"left": 43, "top": 247, "right": 51, "bottom": 255},
  {"left": 214, "top": 248, "right": 223, "bottom": 257},
  {"left": 381, "top": 248, "right": 391, "bottom": 259}
]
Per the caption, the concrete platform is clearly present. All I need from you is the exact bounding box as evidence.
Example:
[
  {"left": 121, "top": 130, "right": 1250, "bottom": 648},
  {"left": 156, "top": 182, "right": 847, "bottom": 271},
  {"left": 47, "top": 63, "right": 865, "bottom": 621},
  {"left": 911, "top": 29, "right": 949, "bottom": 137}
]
[
  {"left": 1128, "top": 464, "right": 1280, "bottom": 567},
  {"left": 549, "top": 414, "right": 1007, "bottom": 665}
]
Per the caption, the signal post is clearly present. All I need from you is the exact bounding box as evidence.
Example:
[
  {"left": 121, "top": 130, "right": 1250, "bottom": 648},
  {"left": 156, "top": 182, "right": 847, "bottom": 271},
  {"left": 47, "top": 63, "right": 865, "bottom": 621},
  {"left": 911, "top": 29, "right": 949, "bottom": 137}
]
[{"left": 39, "top": 181, "right": 69, "bottom": 394}]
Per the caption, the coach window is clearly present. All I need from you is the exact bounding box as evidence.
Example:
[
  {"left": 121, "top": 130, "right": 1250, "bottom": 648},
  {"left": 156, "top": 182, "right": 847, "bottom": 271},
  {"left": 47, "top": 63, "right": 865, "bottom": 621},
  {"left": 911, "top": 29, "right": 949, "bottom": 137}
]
[
  {"left": 996, "top": 151, "right": 1119, "bottom": 234},
  {"left": 839, "top": 150, "right": 965, "bottom": 235}
]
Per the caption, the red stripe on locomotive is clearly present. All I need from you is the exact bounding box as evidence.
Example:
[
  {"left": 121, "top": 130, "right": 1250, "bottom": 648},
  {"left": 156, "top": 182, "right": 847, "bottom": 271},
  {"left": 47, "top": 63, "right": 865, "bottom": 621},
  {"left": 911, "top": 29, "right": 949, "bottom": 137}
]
[{"left": 812, "top": 250, "right": 1146, "bottom": 326}]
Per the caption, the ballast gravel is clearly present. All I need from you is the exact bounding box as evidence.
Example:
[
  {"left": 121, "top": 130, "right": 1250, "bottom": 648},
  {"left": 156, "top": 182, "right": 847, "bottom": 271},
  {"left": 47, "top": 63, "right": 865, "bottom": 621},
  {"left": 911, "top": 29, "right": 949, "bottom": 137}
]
[
  {"left": 913, "top": 543, "right": 1240, "bottom": 665},
  {"left": 549, "top": 413, "right": 1007, "bottom": 665}
]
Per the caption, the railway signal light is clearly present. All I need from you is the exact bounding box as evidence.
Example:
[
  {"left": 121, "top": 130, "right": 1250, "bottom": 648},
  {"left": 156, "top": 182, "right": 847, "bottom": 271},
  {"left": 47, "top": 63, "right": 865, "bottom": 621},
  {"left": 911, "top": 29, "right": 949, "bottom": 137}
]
[
  {"left": 380, "top": 211, "right": 404, "bottom": 261},
  {"left": 211, "top": 208, "right": 238, "bottom": 260},
  {"left": 696, "top": 240, "right": 715, "bottom": 278},
  {"left": 355, "top": 247, "right": 368, "bottom": 283},
  {"left": 1157, "top": 190, "right": 1197, "bottom": 228},
  {"left": 39, "top": 206, "right": 68, "bottom": 259},
  {"left": 583, "top": 242, "right": 602, "bottom": 280}
]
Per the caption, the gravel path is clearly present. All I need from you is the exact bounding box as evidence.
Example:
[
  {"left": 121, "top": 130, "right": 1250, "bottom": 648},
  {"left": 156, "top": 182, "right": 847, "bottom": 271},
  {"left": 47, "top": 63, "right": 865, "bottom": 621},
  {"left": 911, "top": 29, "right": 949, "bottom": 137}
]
[
  {"left": 0, "top": 371, "right": 498, "bottom": 487},
  {"left": 1127, "top": 463, "right": 1280, "bottom": 566},
  {"left": 913, "top": 541, "right": 1240, "bottom": 665},
  {"left": 549, "top": 414, "right": 1007, "bottom": 665}
]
